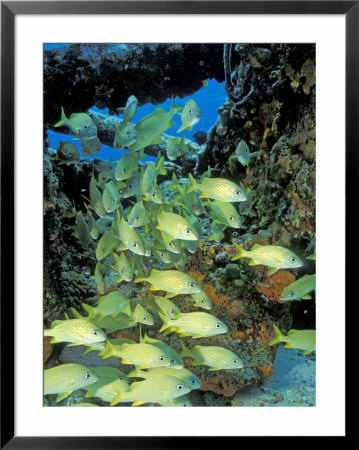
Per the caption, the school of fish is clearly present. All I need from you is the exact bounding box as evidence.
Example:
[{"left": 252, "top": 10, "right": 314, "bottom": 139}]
[{"left": 45, "top": 96, "right": 316, "bottom": 406}]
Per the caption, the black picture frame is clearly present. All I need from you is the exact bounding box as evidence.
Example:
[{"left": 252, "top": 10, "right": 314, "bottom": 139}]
[{"left": 1, "top": 1, "right": 352, "bottom": 447}]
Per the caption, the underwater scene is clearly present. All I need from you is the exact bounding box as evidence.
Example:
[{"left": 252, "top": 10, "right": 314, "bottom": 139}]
[{"left": 43, "top": 43, "right": 316, "bottom": 407}]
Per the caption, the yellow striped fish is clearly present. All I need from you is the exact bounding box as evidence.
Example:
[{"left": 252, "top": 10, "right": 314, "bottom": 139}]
[
  {"left": 111, "top": 375, "right": 192, "bottom": 406},
  {"left": 180, "top": 343, "right": 244, "bottom": 370},
  {"left": 134, "top": 269, "right": 202, "bottom": 296},
  {"left": 82, "top": 291, "right": 129, "bottom": 320},
  {"left": 44, "top": 318, "right": 106, "bottom": 345},
  {"left": 95, "top": 231, "right": 118, "bottom": 261},
  {"left": 145, "top": 295, "right": 181, "bottom": 319},
  {"left": 269, "top": 325, "right": 316, "bottom": 355},
  {"left": 100, "top": 341, "right": 172, "bottom": 369},
  {"left": 280, "top": 274, "right": 316, "bottom": 301},
  {"left": 159, "top": 312, "right": 228, "bottom": 338},
  {"left": 85, "top": 378, "right": 130, "bottom": 403},
  {"left": 116, "top": 217, "right": 148, "bottom": 256},
  {"left": 44, "top": 364, "right": 99, "bottom": 402},
  {"left": 232, "top": 242, "right": 303, "bottom": 275},
  {"left": 128, "top": 366, "right": 201, "bottom": 390},
  {"left": 190, "top": 292, "right": 213, "bottom": 310},
  {"left": 187, "top": 174, "right": 247, "bottom": 202},
  {"left": 111, "top": 252, "right": 134, "bottom": 283},
  {"left": 54, "top": 107, "right": 97, "bottom": 139}
]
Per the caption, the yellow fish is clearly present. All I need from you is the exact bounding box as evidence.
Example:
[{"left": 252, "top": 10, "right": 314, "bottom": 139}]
[
  {"left": 89, "top": 175, "right": 106, "bottom": 217},
  {"left": 113, "top": 121, "right": 138, "bottom": 150},
  {"left": 188, "top": 174, "right": 248, "bottom": 202},
  {"left": 95, "top": 231, "right": 118, "bottom": 260},
  {"left": 44, "top": 318, "right": 106, "bottom": 345},
  {"left": 232, "top": 242, "right": 303, "bottom": 275},
  {"left": 177, "top": 99, "right": 201, "bottom": 133},
  {"left": 134, "top": 269, "right": 202, "bottom": 296},
  {"left": 129, "top": 98, "right": 183, "bottom": 153},
  {"left": 180, "top": 343, "right": 244, "bottom": 370},
  {"left": 145, "top": 295, "right": 181, "bottom": 320},
  {"left": 280, "top": 274, "right": 316, "bottom": 301},
  {"left": 44, "top": 364, "right": 99, "bottom": 402},
  {"left": 115, "top": 151, "right": 144, "bottom": 181},
  {"left": 159, "top": 312, "right": 228, "bottom": 338},
  {"left": 102, "top": 181, "right": 120, "bottom": 213},
  {"left": 54, "top": 107, "right": 97, "bottom": 139},
  {"left": 85, "top": 378, "right": 130, "bottom": 403},
  {"left": 140, "top": 333, "right": 184, "bottom": 369},
  {"left": 111, "top": 375, "right": 192, "bottom": 406},
  {"left": 82, "top": 291, "right": 129, "bottom": 320},
  {"left": 72, "top": 205, "right": 89, "bottom": 249},
  {"left": 116, "top": 218, "right": 148, "bottom": 256},
  {"left": 157, "top": 210, "right": 199, "bottom": 241},
  {"left": 84, "top": 204, "right": 99, "bottom": 240},
  {"left": 269, "top": 325, "right": 316, "bottom": 355},
  {"left": 111, "top": 252, "right": 134, "bottom": 283},
  {"left": 56, "top": 140, "right": 80, "bottom": 165},
  {"left": 208, "top": 200, "right": 241, "bottom": 228},
  {"left": 116, "top": 95, "right": 138, "bottom": 123},
  {"left": 127, "top": 367, "right": 201, "bottom": 390},
  {"left": 190, "top": 292, "right": 213, "bottom": 310}
]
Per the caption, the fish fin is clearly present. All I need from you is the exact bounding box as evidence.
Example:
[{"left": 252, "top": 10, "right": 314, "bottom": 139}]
[
  {"left": 150, "top": 136, "right": 162, "bottom": 145},
  {"left": 49, "top": 337, "right": 62, "bottom": 344},
  {"left": 68, "top": 343, "right": 81, "bottom": 347},
  {"left": 208, "top": 367, "right": 221, "bottom": 371},
  {"left": 231, "top": 242, "right": 246, "bottom": 261},
  {"left": 248, "top": 260, "right": 259, "bottom": 266},
  {"left": 187, "top": 174, "right": 199, "bottom": 193},
  {"left": 179, "top": 339, "right": 190, "bottom": 358},
  {"left": 127, "top": 368, "right": 141, "bottom": 378},
  {"left": 176, "top": 123, "right": 186, "bottom": 133},
  {"left": 116, "top": 107, "right": 126, "bottom": 115},
  {"left": 284, "top": 343, "right": 294, "bottom": 348},
  {"left": 301, "top": 294, "right": 312, "bottom": 300},
  {"left": 82, "top": 303, "right": 94, "bottom": 317},
  {"left": 267, "top": 267, "right": 279, "bottom": 275},
  {"left": 158, "top": 312, "right": 170, "bottom": 332},
  {"left": 303, "top": 350, "right": 312, "bottom": 355},
  {"left": 56, "top": 391, "right": 72, "bottom": 402},
  {"left": 132, "top": 400, "right": 144, "bottom": 407},
  {"left": 251, "top": 244, "right": 261, "bottom": 250},
  {"left": 268, "top": 324, "right": 284, "bottom": 346},
  {"left": 54, "top": 106, "right": 67, "bottom": 128},
  {"left": 287, "top": 330, "right": 299, "bottom": 335},
  {"left": 165, "top": 292, "right": 177, "bottom": 298},
  {"left": 84, "top": 392, "right": 93, "bottom": 398},
  {"left": 70, "top": 307, "right": 83, "bottom": 319}
]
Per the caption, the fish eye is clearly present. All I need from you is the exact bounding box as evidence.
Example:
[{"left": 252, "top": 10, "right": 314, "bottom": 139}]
[
  {"left": 122, "top": 169, "right": 126, "bottom": 173},
  {"left": 201, "top": 299, "right": 205, "bottom": 303},
  {"left": 84, "top": 125, "right": 89, "bottom": 129},
  {"left": 229, "top": 216, "right": 234, "bottom": 221},
  {"left": 134, "top": 215, "right": 139, "bottom": 221},
  {"left": 192, "top": 204, "right": 195, "bottom": 208},
  {"left": 185, "top": 229, "right": 191, "bottom": 234},
  {"left": 121, "top": 269, "right": 125, "bottom": 274},
  {"left": 143, "top": 316, "right": 148, "bottom": 321},
  {"left": 128, "top": 184, "right": 132, "bottom": 189},
  {"left": 169, "top": 242, "right": 174, "bottom": 247},
  {"left": 232, "top": 232, "right": 238, "bottom": 237},
  {"left": 233, "top": 359, "right": 238, "bottom": 363},
  {"left": 183, "top": 403, "right": 189, "bottom": 406},
  {"left": 161, "top": 252, "right": 165, "bottom": 257},
  {"left": 133, "top": 242, "right": 138, "bottom": 247},
  {"left": 177, "top": 384, "right": 184, "bottom": 391},
  {"left": 189, "top": 109, "right": 193, "bottom": 114},
  {"left": 159, "top": 356, "right": 165, "bottom": 361},
  {"left": 152, "top": 193, "right": 157, "bottom": 197},
  {"left": 85, "top": 372, "right": 92, "bottom": 379},
  {"left": 170, "top": 358, "right": 176, "bottom": 363},
  {"left": 92, "top": 330, "right": 99, "bottom": 336},
  {"left": 69, "top": 151, "right": 73, "bottom": 156},
  {"left": 171, "top": 310, "right": 175, "bottom": 314},
  {"left": 235, "top": 191, "right": 241, "bottom": 196},
  {"left": 215, "top": 323, "right": 222, "bottom": 328},
  {"left": 290, "top": 257, "right": 296, "bottom": 262},
  {"left": 189, "top": 283, "right": 195, "bottom": 287},
  {"left": 127, "top": 129, "right": 132, "bottom": 136},
  {"left": 190, "top": 379, "right": 197, "bottom": 385},
  {"left": 289, "top": 291, "right": 295, "bottom": 296},
  {"left": 119, "top": 376, "right": 124, "bottom": 380}
]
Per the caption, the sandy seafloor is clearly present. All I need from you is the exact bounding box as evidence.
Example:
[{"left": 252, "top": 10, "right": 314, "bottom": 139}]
[{"left": 231, "top": 347, "right": 316, "bottom": 407}]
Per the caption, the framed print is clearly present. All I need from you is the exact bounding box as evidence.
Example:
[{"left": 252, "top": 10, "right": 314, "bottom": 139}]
[{"left": 1, "top": 1, "right": 352, "bottom": 447}]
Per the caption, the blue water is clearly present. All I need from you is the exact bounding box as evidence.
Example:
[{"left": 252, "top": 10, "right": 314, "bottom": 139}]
[{"left": 47, "top": 44, "right": 227, "bottom": 162}]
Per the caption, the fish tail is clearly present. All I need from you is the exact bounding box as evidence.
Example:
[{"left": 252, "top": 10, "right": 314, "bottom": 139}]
[
  {"left": 54, "top": 106, "right": 67, "bottom": 128},
  {"left": 127, "top": 368, "right": 142, "bottom": 378},
  {"left": 110, "top": 391, "right": 125, "bottom": 406},
  {"left": 43, "top": 329, "right": 52, "bottom": 336},
  {"left": 138, "top": 148, "right": 146, "bottom": 160},
  {"left": 158, "top": 312, "right": 171, "bottom": 333},
  {"left": 187, "top": 174, "right": 199, "bottom": 193},
  {"left": 82, "top": 303, "right": 95, "bottom": 317},
  {"left": 231, "top": 241, "right": 246, "bottom": 261},
  {"left": 268, "top": 325, "right": 284, "bottom": 346}
]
